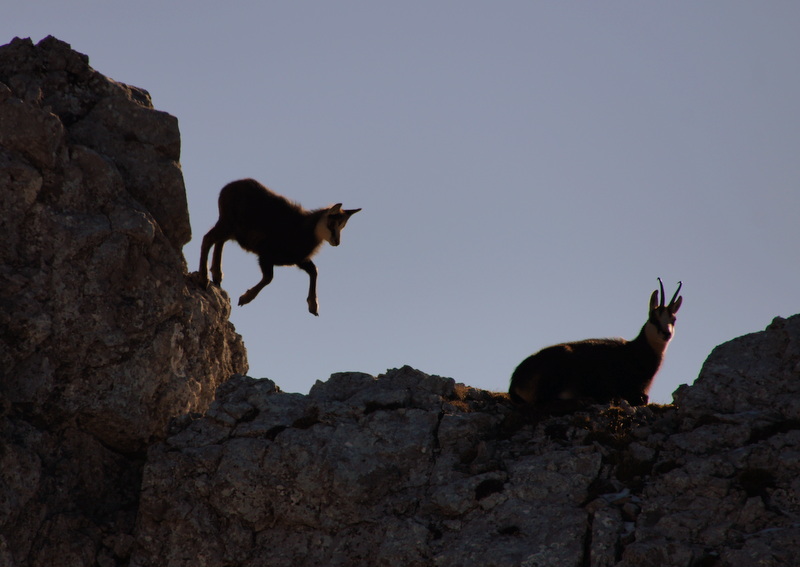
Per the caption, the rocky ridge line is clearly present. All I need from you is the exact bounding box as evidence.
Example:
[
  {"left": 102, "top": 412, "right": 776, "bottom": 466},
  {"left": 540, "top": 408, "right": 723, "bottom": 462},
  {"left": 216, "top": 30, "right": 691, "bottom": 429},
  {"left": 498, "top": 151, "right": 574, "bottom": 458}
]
[{"left": 132, "top": 314, "right": 800, "bottom": 567}]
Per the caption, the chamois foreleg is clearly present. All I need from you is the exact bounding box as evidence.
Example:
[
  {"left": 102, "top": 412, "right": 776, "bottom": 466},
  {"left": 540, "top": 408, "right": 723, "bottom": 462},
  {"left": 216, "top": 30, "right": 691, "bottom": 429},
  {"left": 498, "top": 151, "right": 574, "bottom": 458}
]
[
  {"left": 297, "top": 259, "right": 319, "bottom": 316},
  {"left": 238, "top": 257, "right": 274, "bottom": 306}
]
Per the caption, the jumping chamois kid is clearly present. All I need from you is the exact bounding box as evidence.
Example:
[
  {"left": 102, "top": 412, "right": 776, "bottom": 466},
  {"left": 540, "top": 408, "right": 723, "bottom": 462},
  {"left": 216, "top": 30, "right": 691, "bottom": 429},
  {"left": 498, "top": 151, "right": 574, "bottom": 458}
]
[
  {"left": 199, "top": 178, "right": 361, "bottom": 315},
  {"left": 509, "top": 279, "right": 682, "bottom": 406}
]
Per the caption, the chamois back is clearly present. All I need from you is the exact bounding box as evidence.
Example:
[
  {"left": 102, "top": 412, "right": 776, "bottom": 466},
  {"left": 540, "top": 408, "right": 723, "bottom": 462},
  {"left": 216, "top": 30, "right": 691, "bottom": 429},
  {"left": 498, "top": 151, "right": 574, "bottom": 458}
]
[{"left": 220, "top": 179, "right": 325, "bottom": 262}]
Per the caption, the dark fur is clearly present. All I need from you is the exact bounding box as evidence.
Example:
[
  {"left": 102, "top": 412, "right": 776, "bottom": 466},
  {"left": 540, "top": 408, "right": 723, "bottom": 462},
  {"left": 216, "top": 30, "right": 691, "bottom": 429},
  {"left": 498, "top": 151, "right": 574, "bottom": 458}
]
[
  {"left": 198, "top": 178, "right": 359, "bottom": 314},
  {"left": 509, "top": 331, "right": 658, "bottom": 406},
  {"left": 509, "top": 281, "right": 682, "bottom": 406}
]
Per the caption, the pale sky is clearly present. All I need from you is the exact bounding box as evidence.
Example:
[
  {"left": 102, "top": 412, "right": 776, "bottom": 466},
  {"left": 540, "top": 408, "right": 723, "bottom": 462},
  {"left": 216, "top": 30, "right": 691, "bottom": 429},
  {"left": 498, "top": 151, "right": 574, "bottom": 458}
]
[{"left": 6, "top": 2, "right": 800, "bottom": 403}]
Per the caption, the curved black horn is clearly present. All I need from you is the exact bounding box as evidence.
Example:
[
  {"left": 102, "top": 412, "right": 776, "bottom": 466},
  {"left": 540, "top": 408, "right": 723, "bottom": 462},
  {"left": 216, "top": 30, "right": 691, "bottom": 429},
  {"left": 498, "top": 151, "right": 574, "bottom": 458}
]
[
  {"left": 657, "top": 277, "right": 665, "bottom": 308},
  {"left": 670, "top": 281, "right": 683, "bottom": 306}
]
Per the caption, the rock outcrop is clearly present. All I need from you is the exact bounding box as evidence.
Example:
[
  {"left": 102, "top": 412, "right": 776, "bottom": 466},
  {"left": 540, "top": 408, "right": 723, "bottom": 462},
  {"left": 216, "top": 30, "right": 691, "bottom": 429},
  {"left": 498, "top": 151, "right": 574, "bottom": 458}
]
[
  {"left": 0, "top": 36, "right": 247, "bottom": 566},
  {"left": 130, "top": 315, "right": 800, "bottom": 567},
  {"left": 2, "top": 37, "right": 800, "bottom": 567}
]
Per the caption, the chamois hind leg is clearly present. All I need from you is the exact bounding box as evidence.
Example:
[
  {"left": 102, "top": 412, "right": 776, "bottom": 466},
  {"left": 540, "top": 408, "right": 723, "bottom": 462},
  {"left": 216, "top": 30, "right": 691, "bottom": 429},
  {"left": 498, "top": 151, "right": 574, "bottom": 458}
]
[
  {"left": 238, "top": 257, "right": 274, "bottom": 306},
  {"left": 297, "top": 259, "right": 319, "bottom": 316},
  {"left": 210, "top": 239, "right": 225, "bottom": 284},
  {"left": 199, "top": 225, "right": 228, "bottom": 285}
]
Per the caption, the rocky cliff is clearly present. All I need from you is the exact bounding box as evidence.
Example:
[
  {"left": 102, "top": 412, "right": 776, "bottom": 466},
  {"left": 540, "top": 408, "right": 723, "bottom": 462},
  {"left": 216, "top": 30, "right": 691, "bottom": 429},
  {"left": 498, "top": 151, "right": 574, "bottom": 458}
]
[
  {"left": 2, "top": 37, "right": 800, "bottom": 567},
  {"left": 0, "top": 36, "right": 247, "bottom": 566},
  {"left": 130, "top": 317, "right": 800, "bottom": 567}
]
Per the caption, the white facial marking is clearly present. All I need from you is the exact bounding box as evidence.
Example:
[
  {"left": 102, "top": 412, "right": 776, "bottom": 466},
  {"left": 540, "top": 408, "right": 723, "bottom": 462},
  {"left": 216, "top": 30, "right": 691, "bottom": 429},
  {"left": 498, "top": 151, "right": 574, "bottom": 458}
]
[
  {"left": 646, "top": 309, "right": 676, "bottom": 352},
  {"left": 315, "top": 215, "right": 333, "bottom": 244}
]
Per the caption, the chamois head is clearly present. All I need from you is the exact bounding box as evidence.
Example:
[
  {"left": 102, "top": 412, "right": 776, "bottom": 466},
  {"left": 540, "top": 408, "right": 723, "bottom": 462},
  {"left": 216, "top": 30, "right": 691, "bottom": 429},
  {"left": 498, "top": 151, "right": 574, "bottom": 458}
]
[
  {"left": 645, "top": 278, "right": 683, "bottom": 351},
  {"left": 316, "top": 204, "right": 362, "bottom": 247}
]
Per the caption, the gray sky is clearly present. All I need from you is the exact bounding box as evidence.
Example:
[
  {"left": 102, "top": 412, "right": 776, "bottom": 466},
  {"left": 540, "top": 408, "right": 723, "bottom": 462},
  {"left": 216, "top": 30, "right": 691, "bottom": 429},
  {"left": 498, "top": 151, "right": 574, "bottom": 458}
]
[{"left": 6, "top": 2, "right": 799, "bottom": 402}]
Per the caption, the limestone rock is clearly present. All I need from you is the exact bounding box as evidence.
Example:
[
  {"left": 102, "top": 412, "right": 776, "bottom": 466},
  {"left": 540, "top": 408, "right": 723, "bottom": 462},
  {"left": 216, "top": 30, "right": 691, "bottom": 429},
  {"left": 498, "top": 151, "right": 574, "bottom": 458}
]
[
  {"left": 130, "top": 367, "right": 636, "bottom": 566},
  {"left": 133, "top": 315, "right": 800, "bottom": 567},
  {"left": 0, "top": 36, "right": 247, "bottom": 567},
  {"left": 673, "top": 315, "right": 800, "bottom": 419},
  {"left": 133, "top": 367, "right": 606, "bottom": 567},
  {"left": 619, "top": 315, "right": 800, "bottom": 567},
  {"left": 0, "top": 36, "right": 247, "bottom": 452}
]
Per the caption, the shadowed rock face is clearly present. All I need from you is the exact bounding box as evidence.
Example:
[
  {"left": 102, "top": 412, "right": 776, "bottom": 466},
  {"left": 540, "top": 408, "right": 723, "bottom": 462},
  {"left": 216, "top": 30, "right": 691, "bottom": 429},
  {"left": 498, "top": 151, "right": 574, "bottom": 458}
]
[
  {"left": 0, "top": 36, "right": 247, "bottom": 567},
  {"left": 0, "top": 35, "right": 247, "bottom": 452},
  {"left": 132, "top": 316, "right": 800, "bottom": 567},
  {"left": 3, "top": 36, "right": 800, "bottom": 567}
]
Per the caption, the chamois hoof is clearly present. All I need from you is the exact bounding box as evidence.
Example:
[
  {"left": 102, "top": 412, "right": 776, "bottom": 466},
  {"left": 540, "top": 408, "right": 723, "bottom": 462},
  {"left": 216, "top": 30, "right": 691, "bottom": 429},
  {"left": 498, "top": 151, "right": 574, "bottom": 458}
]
[
  {"left": 307, "top": 299, "right": 319, "bottom": 316},
  {"left": 238, "top": 290, "right": 257, "bottom": 306}
]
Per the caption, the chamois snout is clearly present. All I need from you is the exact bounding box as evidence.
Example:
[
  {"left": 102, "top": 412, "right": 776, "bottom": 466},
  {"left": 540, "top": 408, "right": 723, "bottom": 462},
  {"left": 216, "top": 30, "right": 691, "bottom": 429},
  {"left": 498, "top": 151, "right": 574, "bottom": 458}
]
[{"left": 318, "top": 204, "right": 361, "bottom": 247}]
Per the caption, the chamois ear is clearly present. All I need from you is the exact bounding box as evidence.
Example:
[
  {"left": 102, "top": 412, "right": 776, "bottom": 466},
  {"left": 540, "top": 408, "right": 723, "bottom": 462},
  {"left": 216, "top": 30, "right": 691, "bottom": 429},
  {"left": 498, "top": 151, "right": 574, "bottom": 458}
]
[
  {"left": 649, "top": 289, "right": 660, "bottom": 312},
  {"left": 329, "top": 203, "right": 343, "bottom": 213},
  {"left": 344, "top": 207, "right": 361, "bottom": 217}
]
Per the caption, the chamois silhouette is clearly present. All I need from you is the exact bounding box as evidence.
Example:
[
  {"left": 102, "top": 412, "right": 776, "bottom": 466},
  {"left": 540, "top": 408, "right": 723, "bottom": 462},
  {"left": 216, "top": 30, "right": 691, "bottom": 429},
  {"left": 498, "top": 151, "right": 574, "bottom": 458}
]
[
  {"left": 199, "top": 178, "right": 360, "bottom": 315},
  {"left": 509, "top": 279, "right": 682, "bottom": 406}
]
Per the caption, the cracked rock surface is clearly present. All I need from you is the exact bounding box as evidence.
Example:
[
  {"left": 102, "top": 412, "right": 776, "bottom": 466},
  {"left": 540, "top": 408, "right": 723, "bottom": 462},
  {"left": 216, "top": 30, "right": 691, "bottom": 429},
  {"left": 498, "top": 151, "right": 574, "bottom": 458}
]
[
  {"left": 133, "top": 314, "right": 800, "bottom": 567},
  {"left": 0, "top": 36, "right": 247, "bottom": 567},
  {"left": 0, "top": 35, "right": 247, "bottom": 452}
]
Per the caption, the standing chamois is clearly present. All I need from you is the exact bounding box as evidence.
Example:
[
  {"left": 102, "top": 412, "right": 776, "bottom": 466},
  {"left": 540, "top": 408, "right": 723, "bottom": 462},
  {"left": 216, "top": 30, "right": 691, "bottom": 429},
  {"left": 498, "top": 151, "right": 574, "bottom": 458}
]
[
  {"left": 509, "top": 279, "right": 682, "bottom": 406},
  {"left": 198, "top": 178, "right": 361, "bottom": 315}
]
